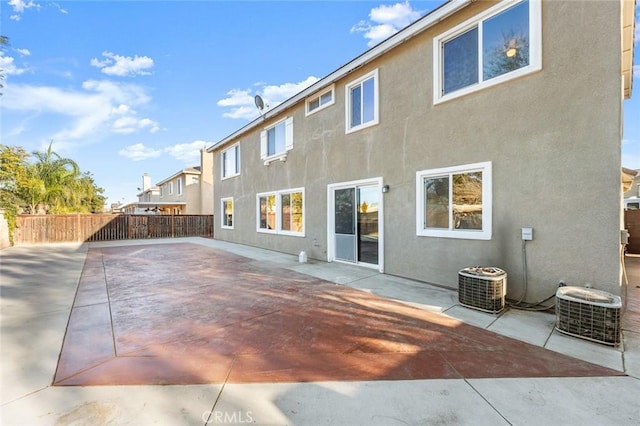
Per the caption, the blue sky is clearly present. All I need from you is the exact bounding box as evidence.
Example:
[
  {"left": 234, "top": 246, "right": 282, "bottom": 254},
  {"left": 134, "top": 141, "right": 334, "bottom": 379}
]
[{"left": 1, "top": 0, "right": 639, "bottom": 208}]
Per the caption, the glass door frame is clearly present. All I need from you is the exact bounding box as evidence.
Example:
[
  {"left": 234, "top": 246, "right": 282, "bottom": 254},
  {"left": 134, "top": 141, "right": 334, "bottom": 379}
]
[{"left": 327, "top": 177, "right": 384, "bottom": 272}]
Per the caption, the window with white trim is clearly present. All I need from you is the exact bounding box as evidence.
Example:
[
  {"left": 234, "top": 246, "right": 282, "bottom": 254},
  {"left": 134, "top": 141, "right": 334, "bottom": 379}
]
[
  {"left": 160, "top": 186, "right": 163, "bottom": 198},
  {"left": 221, "top": 197, "right": 234, "bottom": 229},
  {"left": 177, "top": 178, "right": 183, "bottom": 195},
  {"left": 434, "top": 0, "right": 540, "bottom": 103},
  {"left": 345, "top": 69, "right": 379, "bottom": 133},
  {"left": 416, "top": 162, "right": 492, "bottom": 240},
  {"left": 260, "top": 117, "right": 293, "bottom": 164},
  {"left": 222, "top": 144, "right": 240, "bottom": 179},
  {"left": 169, "top": 182, "right": 174, "bottom": 195},
  {"left": 306, "top": 85, "right": 335, "bottom": 116},
  {"left": 257, "top": 188, "right": 305, "bottom": 236}
]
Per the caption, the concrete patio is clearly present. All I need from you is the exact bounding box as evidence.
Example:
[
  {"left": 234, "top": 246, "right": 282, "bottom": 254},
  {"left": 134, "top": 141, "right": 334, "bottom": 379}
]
[{"left": 1, "top": 237, "right": 639, "bottom": 425}]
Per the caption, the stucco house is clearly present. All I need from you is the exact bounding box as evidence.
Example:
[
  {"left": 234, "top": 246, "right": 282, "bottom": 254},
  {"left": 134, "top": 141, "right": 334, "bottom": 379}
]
[
  {"left": 123, "top": 149, "right": 214, "bottom": 215},
  {"left": 207, "top": 0, "right": 635, "bottom": 301},
  {"left": 623, "top": 167, "right": 640, "bottom": 210}
]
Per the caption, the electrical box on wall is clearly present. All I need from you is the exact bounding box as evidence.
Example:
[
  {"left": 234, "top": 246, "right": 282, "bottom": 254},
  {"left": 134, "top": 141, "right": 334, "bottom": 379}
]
[{"left": 522, "top": 227, "right": 533, "bottom": 241}]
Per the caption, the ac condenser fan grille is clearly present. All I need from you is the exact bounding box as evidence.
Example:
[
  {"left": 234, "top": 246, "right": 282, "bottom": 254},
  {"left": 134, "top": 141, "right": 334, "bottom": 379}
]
[
  {"left": 555, "top": 286, "right": 621, "bottom": 346},
  {"left": 458, "top": 267, "right": 507, "bottom": 314}
]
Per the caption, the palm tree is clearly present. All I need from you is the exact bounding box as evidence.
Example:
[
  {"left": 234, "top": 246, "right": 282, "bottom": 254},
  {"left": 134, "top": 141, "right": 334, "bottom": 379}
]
[{"left": 30, "top": 142, "right": 80, "bottom": 213}]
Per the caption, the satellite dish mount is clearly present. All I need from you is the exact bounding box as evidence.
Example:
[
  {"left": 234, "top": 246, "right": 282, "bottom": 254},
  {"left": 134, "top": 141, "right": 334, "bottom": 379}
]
[{"left": 254, "top": 95, "right": 268, "bottom": 118}]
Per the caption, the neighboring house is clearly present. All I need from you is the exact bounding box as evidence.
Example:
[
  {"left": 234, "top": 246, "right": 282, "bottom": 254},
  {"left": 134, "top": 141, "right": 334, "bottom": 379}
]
[
  {"left": 121, "top": 173, "right": 163, "bottom": 214},
  {"left": 207, "top": 0, "right": 635, "bottom": 300},
  {"left": 122, "top": 150, "right": 214, "bottom": 215},
  {"left": 623, "top": 167, "right": 640, "bottom": 209}
]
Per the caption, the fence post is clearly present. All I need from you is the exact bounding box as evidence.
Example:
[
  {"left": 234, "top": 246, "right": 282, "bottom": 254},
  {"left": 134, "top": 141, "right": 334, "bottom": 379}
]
[{"left": 171, "top": 214, "right": 175, "bottom": 238}]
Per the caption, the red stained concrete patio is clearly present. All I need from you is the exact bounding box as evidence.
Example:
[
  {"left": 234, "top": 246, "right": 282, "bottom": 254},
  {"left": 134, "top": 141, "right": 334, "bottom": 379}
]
[{"left": 54, "top": 243, "right": 623, "bottom": 386}]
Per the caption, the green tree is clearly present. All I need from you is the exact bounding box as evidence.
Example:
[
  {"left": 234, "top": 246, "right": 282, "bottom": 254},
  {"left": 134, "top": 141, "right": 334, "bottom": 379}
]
[
  {"left": 0, "top": 145, "right": 29, "bottom": 243},
  {"left": 29, "top": 142, "right": 81, "bottom": 213}
]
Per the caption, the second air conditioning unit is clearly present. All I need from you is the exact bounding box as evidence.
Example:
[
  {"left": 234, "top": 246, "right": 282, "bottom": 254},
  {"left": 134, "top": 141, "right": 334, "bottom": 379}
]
[
  {"left": 458, "top": 267, "right": 507, "bottom": 314},
  {"left": 555, "top": 286, "right": 622, "bottom": 346}
]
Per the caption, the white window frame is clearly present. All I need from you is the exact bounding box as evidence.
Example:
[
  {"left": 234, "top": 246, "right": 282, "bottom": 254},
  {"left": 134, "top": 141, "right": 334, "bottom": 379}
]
[
  {"left": 221, "top": 197, "right": 234, "bottom": 230},
  {"left": 305, "top": 84, "right": 335, "bottom": 116},
  {"left": 256, "top": 187, "right": 305, "bottom": 237},
  {"left": 345, "top": 69, "right": 379, "bottom": 134},
  {"left": 416, "top": 161, "right": 492, "bottom": 240},
  {"left": 433, "top": 0, "right": 541, "bottom": 105},
  {"left": 159, "top": 186, "right": 163, "bottom": 198},
  {"left": 168, "top": 182, "right": 174, "bottom": 195},
  {"left": 222, "top": 144, "right": 240, "bottom": 179},
  {"left": 177, "top": 177, "right": 183, "bottom": 196},
  {"left": 260, "top": 116, "right": 293, "bottom": 165}
]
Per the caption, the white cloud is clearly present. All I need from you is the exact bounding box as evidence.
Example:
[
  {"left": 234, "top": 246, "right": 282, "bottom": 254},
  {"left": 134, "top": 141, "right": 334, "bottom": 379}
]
[
  {"left": 634, "top": 65, "right": 640, "bottom": 79},
  {"left": 112, "top": 116, "right": 160, "bottom": 134},
  {"left": 218, "top": 76, "right": 319, "bottom": 120},
  {"left": 2, "top": 79, "right": 160, "bottom": 142},
  {"left": 351, "top": 1, "right": 422, "bottom": 47},
  {"left": 8, "top": 0, "right": 40, "bottom": 20},
  {"left": 119, "top": 140, "right": 210, "bottom": 164},
  {"left": 0, "top": 52, "right": 29, "bottom": 75},
  {"left": 15, "top": 48, "right": 31, "bottom": 56},
  {"left": 90, "top": 51, "right": 154, "bottom": 77},
  {"left": 118, "top": 143, "right": 162, "bottom": 162},
  {"left": 51, "top": 2, "right": 68, "bottom": 14},
  {"left": 164, "top": 141, "right": 209, "bottom": 164}
]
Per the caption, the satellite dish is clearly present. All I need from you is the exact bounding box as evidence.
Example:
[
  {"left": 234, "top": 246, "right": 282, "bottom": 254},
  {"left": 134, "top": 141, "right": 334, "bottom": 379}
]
[{"left": 254, "top": 95, "right": 265, "bottom": 111}]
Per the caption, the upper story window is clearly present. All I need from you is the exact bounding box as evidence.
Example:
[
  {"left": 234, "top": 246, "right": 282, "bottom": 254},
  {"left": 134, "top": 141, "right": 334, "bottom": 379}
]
[
  {"left": 160, "top": 186, "right": 164, "bottom": 198},
  {"left": 169, "top": 182, "right": 174, "bottom": 195},
  {"left": 416, "top": 162, "right": 492, "bottom": 240},
  {"left": 260, "top": 117, "right": 293, "bottom": 165},
  {"left": 306, "top": 85, "right": 335, "bottom": 116},
  {"left": 257, "top": 187, "right": 305, "bottom": 236},
  {"left": 222, "top": 144, "right": 240, "bottom": 179},
  {"left": 177, "top": 177, "right": 183, "bottom": 195},
  {"left": 345, "top": 69, "right": 379, "bottom": 133},
  {"left": 434, "top": 0, "right": 541, "bottom": 104}
]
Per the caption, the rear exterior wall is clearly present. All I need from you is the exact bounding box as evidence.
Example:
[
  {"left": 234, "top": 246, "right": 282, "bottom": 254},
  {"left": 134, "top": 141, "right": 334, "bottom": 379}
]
[{"left": 212, "top": 0, "right": 623, "bottom": 300}]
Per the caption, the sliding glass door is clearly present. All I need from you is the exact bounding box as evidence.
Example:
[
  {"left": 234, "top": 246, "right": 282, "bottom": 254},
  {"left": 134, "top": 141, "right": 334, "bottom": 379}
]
[{"left": 331, "top": 181, "right": 381, "bottom": 268}]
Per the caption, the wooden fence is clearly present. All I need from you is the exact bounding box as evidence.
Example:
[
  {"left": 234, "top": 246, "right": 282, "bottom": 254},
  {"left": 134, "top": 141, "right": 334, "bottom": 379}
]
[
  {"left": 625, "top": 209, "right": 640, "bottom": 254},
  {"left": 14, "top": 214, "right": 213, "bottom": 245}
]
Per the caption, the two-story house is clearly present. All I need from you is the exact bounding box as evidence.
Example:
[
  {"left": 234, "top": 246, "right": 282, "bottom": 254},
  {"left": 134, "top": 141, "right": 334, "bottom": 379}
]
[
  {"left": 122, "top": 149, "right": 214, "bottom": 215},
  {"left": 207, "top": 0, "right": 635, "bottom": 301}
]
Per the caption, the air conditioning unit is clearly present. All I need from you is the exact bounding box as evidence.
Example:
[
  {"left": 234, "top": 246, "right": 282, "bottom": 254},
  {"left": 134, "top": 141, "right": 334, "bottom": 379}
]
[
  {"left": 555, "top": 286, "right": 622, "bottom": 346},
  {"left": 458, "top": 267, "right": 507, "bottom": 314}
]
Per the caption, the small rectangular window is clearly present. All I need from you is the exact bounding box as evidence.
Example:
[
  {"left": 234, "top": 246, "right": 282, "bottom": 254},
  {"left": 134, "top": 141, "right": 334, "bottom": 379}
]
[
  {"left": 221, "top": 197, "right": 234, "bottom": 229},
  {"left": 416, "top": 162, "right": 492, "bottom": 240},
  {"left": 306, "top": 85, "right": 335, "bottom": 116},
  {"left": 346, "top": 69, "right": 379, "bottom": 133},
  {"left": 280, "top": 190, "right": 304, "bottom": 233},
  {"left": 260, "top": 117, "right": 293, "bottom": 164},
  {"left": 258, "top": 193, "right": 277, "bottom": 232},
  {"left": 177, "top": 178, "right": 183, "bottom": 195},
  {"left": 222, "top": 144, "right": 240, "bottom": 178},
  {"left": 169, "top": 182, "right": 174, "bottom": 195}
]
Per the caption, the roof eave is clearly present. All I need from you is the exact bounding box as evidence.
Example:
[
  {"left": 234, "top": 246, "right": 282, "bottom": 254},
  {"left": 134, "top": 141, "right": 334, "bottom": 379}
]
[
  {"left": 622, "top": 0, "right": 636, "bottom": 99},
  {"left": 207, "top": 0, "right": 472, "bottom": 153}
]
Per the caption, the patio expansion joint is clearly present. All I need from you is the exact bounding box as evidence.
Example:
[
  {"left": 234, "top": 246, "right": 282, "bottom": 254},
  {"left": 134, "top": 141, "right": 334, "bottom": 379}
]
[
  {"left": 102, "top": 251, "right": 119, "bottom": 358},
  {"left": 463, "top": 378, "right": 513, "bottom": 425},
  {"left": 205, "top": 356, "right": 237, "bottom": 423}
]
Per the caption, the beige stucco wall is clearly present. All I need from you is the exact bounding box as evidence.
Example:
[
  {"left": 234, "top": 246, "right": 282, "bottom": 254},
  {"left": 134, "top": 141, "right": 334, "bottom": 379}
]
[
  {"left": 199, "top": 150, "right": 214, "bottom": 215},
  {"left": 213, "top": 0, "right": 624, "bottom": 300}
]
